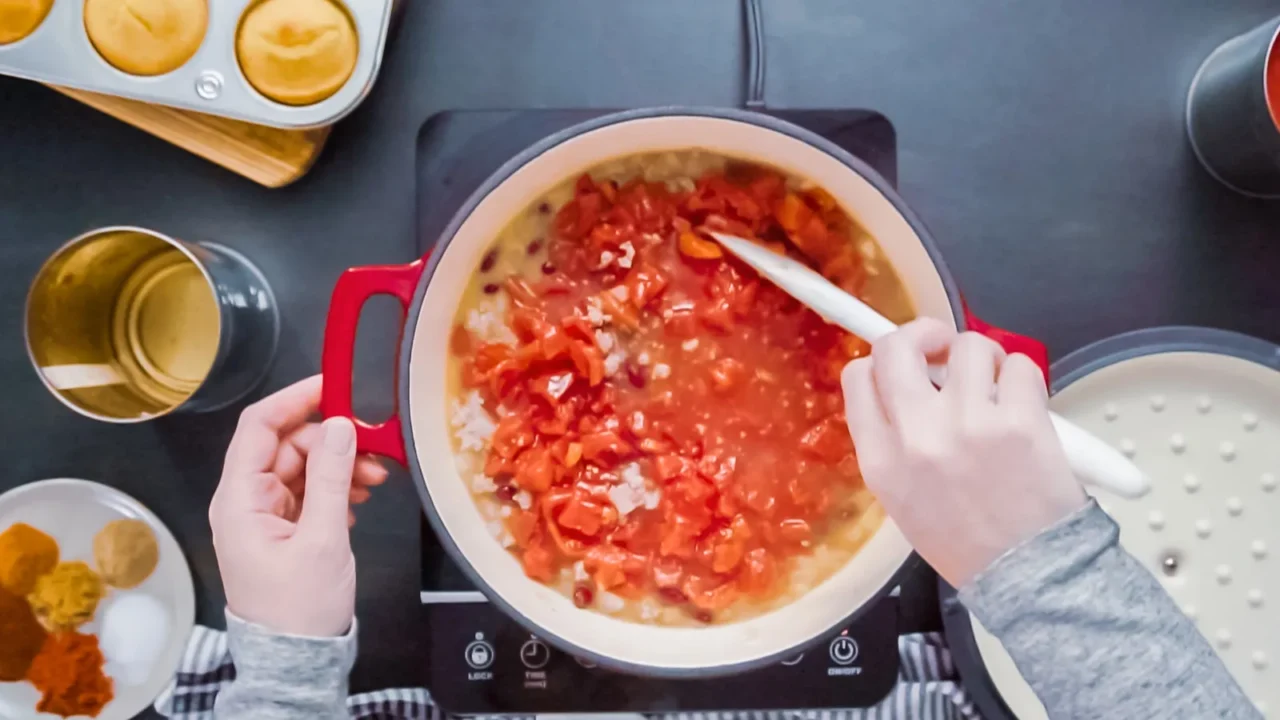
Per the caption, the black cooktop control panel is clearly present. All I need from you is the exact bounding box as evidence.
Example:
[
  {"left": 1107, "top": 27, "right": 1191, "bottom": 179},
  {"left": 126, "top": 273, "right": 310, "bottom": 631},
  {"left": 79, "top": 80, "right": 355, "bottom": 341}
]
[{"left": 423, "top": 596, "right": 899, "bottom": 714}]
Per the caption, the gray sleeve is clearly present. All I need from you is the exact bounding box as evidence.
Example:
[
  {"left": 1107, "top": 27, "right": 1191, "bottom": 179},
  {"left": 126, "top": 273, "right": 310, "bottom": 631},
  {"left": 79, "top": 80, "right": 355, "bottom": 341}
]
[
  {"left": 959, "top": 501, "right": 1259, "bottom": 720},
  {"left": 214, "top": 610, "right": 356, "bottom": 720}
]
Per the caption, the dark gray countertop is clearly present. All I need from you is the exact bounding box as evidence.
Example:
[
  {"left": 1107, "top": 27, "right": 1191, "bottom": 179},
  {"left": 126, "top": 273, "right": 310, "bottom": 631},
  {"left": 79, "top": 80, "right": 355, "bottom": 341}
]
[{"left": 2, "top": 0, "right": 1279, "bottom": 715}]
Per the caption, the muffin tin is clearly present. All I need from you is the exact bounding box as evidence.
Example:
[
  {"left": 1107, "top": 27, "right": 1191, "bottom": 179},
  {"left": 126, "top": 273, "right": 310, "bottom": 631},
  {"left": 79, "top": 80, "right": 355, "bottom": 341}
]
[{"left": 0, "top": 0, "right": 394, "bottom": 129}]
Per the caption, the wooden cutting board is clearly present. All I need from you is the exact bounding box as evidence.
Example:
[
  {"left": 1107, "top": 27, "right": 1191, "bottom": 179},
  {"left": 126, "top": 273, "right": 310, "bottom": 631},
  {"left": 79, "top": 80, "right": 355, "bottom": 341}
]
[{"left": 52, "top": 85, "right": 330, "bottom": 188}]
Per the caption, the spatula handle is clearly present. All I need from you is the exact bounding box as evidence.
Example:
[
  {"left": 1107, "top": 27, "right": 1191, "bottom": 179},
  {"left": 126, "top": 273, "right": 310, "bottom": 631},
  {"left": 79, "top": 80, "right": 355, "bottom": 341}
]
[
  {"left": 923, "top": 364, "right": 1145, "bottom": 498},
  {"left": 1049, "top": 412, "right": 1149, "bottom": 498}
]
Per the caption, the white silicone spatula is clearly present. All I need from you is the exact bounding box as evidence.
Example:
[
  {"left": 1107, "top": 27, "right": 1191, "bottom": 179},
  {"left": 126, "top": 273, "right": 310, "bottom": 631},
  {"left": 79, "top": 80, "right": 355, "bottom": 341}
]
[{"left": 709, "top": 232, "right": 1150, "bottom": 499}]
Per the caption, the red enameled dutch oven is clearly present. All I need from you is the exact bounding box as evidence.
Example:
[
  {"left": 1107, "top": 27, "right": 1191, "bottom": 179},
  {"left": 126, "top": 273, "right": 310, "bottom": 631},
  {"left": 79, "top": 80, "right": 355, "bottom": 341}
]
[{"left": 320, "top": 108, "right": 1049, "bottom": 677}]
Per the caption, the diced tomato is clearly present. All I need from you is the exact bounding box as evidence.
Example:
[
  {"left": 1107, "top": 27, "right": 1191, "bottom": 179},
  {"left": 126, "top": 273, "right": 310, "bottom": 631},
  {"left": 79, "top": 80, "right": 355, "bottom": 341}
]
[
  {"left": 589, "top": 223, "right": 627, "bottom": 250},
  {"left": 514, "top": 447, "right": 556, "bottom": 492},
  {"left": 463, "top": 343, "right": 513, "bottom": 389},
  {"left": 652, "top": 454, "right": 687, "bottom": 482},
  {"left": 804, "top": 186, "right": 838, "bottom": 212},
  {"left": 596, "top": 290, "right": 640, "bottom": 330},
  {"left": 678, "top": 231, "right": 723, "bottom": 260},
  {"left": 510, "top": 307, "right": 551, "bottom": 342},
  {"left": 560, "top": 315, "right": 597, "bottom": 344},
  {"left": 597, "top": 179, "right": 619, "bottom": 203},
  {"left": 556, "top": 492, "right": 617, "bottom": 538},
  {"left": 580, "top": 431, "right": 633, "bottom": 464},
  {"left": 714, "top": 492, "right": 738, "bottom": 519},
  {"left": 522, "top": 529, "right": 557, "bottom": 582},
  {"left": 650, "top": 556, "right": 684, "bottom": 589},
  {"left": 708, "top": 358, "right": 746, "bottom": 394},
  {"left": 564, "top": 442, "right": 583, "bottom": 467},
  {"left": 682, "top": 573, "right": 740, "bottom": 611},
  {"left": 701, "top": 525, "right": 746, "bottom": 574},
  {"left": 555, "top": 190, "right": 604, "bottom": 241},
  {"left": 567, "top": 341, "right": 605, "bottom": 386},
  {"left": 685, "top": 176, "right": 728, "bottom": 214},
  {"left": 738, "top": 548, "right": 776, "bottom": 594},
  {"left": 624, "top": 264, "right": 669, "bottom": 308},
  {"left": 542, "top": 507, "right": 590, "bottom": 558},
  {"left": 669, "top": 475, "right": 715, "bottom": 503},
  {"left": 457, "top": 166, "right": 894, "bottom": 619},
  {"left": 507, "top": 510, "right": 540, "bottom": 547},
  {"left": 747, "top": 172, "right": 786, "bottom": 208},
  {"left": 700, "top": 298, "right": 735, "bottom": 332},
  {"left": 535, "top": 396, "right": 581, "bottom": 436},
  {"left": 775, "top": 193, "right": 813, "bottom": 233},
  {"left": 491, "top": 416, "right": 535, "bottom": 460},
  {"left": 585, "top": 543, "right": 635, "bottom": 590},
  {"left": 449, "top": 324, "right": 473, "bottom": 356},
  {"left": 799, "top": 416, "right": 854, "bottom": 462},
  {"left": 659, "top": 507, "right": 711, "bottom": 559},
  {"left": 697, "top": 453, "right": 737, "bottom": 486},
  {"left": 484, "top": 454, "right": 515, "bottom": 479}
]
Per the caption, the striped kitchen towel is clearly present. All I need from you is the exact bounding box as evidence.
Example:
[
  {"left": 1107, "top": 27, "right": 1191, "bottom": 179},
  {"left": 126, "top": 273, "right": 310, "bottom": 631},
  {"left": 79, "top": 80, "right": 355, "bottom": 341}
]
[{"left": 154, "top": 626, "right": 978, "bottom": 720}]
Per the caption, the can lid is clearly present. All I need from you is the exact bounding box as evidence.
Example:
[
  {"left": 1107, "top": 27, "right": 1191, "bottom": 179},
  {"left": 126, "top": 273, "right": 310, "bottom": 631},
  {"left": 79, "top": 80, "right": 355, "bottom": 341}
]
[
  {"left": 128, "top": 260, "right": 219, "bottom": 391},
  {"left": 943, "top": 327, "right": 1280, "bottom": 719},
  {"left": 109, "top": 252, "right": 220, "bottom": 401}
]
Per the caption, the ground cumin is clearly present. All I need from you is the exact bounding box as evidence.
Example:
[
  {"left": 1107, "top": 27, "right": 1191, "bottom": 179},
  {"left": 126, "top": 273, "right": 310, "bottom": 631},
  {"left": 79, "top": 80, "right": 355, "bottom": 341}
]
[
  {"left": 94, "top": 518, "right": 159, "bottom": 589},
  {"left": 26, "top": 631, "right": 114, "bottom": 718}
]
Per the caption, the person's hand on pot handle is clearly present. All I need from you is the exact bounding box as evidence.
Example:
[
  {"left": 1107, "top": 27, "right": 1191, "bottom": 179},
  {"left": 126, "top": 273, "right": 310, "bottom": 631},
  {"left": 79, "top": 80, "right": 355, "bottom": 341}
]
[
  {"left": 209, "top": 375, "right": 389, "bottom": 637},
  {"left": 842, "top": 318, "right": 1088, "bottom": 588}
]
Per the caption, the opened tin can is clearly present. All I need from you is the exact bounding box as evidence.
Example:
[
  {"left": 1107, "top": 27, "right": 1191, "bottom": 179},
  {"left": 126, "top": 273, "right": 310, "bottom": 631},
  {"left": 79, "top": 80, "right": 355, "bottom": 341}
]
[
  {"left": 25, "top": 226, "right": 279, "bottom": 422},
  {"left": 1186, "top": 15, "right": 1280, "bottom": 197}
]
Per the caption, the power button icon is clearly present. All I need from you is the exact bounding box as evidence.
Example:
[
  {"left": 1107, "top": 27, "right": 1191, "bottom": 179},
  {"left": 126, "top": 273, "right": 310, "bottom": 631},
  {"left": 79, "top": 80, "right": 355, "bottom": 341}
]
[
  {"left": 829, "top": 636, "right": 859, "bottom": 666},
  {"left": 465, "top": 633, "right": 495, "bottom": 670}
]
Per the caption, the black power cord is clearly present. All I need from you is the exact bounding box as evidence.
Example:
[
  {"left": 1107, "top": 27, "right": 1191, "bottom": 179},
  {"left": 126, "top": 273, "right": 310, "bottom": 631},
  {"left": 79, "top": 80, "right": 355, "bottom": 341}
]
[{"left": 743, "top": 0, "right": 767, "bottom": 109}]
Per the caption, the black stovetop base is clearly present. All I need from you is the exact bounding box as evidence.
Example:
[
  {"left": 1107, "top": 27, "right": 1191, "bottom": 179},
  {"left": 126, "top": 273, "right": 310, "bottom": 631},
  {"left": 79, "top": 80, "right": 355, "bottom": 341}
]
[{"left": 415, "top": 108, "right": 935, "bottom": 716}]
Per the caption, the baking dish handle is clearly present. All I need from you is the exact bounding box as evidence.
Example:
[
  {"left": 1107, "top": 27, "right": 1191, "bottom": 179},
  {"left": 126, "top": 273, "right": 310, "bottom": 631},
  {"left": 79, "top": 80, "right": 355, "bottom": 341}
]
[
  {"left": 962, "top": 304, "right": 1149, "bottom": 499},
  {"left": 320, "top": 259, "right": 425, "bottom": 466},
  {"left": 962, "top": 304, "right": 1051, "bottom": 381}
]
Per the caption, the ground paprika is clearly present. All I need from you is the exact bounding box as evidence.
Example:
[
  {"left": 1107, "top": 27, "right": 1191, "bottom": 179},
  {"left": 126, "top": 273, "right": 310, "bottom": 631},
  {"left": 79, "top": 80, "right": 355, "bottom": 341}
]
[{"left": 26, "top": 630, "right": 114, "bottom": 718}]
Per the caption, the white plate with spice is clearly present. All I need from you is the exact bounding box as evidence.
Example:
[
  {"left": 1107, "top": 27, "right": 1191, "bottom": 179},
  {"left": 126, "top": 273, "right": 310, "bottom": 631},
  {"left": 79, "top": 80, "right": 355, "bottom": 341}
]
[{"left": 0, "top": 478, "right": 195, "bottom": 720}]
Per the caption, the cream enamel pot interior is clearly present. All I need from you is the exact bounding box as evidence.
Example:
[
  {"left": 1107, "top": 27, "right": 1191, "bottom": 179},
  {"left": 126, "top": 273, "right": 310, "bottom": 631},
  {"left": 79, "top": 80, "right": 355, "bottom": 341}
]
[{"left": 320, "top": 108, "right": 1051, "bottom": 676}]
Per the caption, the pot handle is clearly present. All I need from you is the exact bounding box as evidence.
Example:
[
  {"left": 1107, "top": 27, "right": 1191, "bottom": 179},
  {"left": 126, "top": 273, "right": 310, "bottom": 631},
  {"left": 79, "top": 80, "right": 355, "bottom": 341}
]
[
  {"left": 320, "top": 260, "right": 426, "bottom": 466},
  {"left": 963, "top": 305, "right": 1149, "bottom": 499}
]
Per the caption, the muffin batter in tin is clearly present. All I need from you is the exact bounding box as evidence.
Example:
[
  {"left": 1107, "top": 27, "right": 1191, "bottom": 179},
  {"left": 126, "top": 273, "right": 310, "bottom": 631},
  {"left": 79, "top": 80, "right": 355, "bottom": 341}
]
[
  {"left": 83, "top": 0, "right": 208, "bottom": 76},
  {"left": 0, "top": 0, "right": 54, "bottom": 44},
  {"left": 236, "top": 0, "right": 358, "bottom": 106}
]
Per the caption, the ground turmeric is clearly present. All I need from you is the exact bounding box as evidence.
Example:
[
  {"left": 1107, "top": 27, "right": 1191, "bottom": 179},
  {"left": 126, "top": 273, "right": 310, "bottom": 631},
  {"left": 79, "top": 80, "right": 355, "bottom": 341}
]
[
  {"left": 28, "top": 561, "right": 105, "bottom": 630},
  {"left": 0, "top": 522, "right": 59, "bottom": 595}
]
